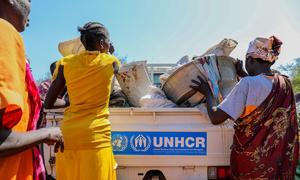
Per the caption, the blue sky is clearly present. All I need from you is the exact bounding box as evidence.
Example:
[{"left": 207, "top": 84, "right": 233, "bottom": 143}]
[{"left": 22, "top": 0, "right": 300, "bottom": 79}]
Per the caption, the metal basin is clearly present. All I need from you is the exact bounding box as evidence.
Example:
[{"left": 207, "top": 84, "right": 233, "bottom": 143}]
[
  {"left": 162, "top": 61, "right": 206, "bottom": 106},
  {"left": 162, "top": 56, "right": 237, "bottom": 106}
]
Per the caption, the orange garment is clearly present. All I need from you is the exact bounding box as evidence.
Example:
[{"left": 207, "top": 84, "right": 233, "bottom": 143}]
[
  {"left": 240, "top": 105, "right": 256, "bottom": 118},
  {"left": 0, "top": 18, "right": 33, "bottom": 180}
]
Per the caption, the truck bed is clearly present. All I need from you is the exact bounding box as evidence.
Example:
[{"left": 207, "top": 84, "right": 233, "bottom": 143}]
[{"left": 45, "top": 108, "right": 234, "bottom": 167}]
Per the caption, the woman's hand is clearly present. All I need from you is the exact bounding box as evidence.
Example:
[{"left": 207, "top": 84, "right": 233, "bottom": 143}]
[
  {"left": 236, "top": 59, "right": 248, "bottom": 78},
  {"left": 109, "top": 43, "right": 115, "bottom": 54},
  {"left": 190, "top": 76, "right": 230, "bottom": 125},
  {"left": 0, "top": 126, "right": 64, "bottom": 157},
  {"left": 190, "top": 75, "right": 211, "bottom": 96},
  {"left": 44, "top": 127, "right": 64, "bottom": 153},
  {"left": 112, "top": 61, "right": 119, "bottom": 74}
]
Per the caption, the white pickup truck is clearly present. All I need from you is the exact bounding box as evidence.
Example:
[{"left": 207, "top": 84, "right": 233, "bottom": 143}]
[{"left": 45, "top": 108, "right": 234, "bottom": 180}]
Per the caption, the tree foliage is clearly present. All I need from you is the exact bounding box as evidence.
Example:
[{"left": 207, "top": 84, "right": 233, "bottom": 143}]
[{"left": 278, "top": 58, "right": 300, "bottom": 92}]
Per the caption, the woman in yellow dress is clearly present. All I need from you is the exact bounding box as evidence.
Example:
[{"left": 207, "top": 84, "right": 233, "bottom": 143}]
[{"left": 45, "top": 22, "right": 120, "bottom": 180}]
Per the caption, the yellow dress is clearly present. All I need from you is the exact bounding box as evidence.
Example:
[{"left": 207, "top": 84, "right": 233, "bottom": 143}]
[{"left": 53, "top": 51, "right": 119, "bottom": 180}]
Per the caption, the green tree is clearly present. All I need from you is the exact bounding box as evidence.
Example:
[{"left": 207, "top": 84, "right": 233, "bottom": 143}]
[{"left": 279, "top": 58, "right": 300, "bottom": 92}]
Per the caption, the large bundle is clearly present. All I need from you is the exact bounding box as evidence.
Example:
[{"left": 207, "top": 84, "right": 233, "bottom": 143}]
[
  {"left": 115, "top": 61, "right": 152, "bottom": 107},
  {"left": 139, "top": 86, "right": 176, "bottom": 108},
  {"left": 58, "top": 37, "right": 85, "bottom": 56},
  {"left": 201, "top": 38, "right": 238, "bottom": 57}
]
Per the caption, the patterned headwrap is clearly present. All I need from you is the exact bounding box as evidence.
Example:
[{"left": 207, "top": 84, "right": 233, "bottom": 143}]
[{"left": 246, "top": 36, "right": 283, "bottom": 62}]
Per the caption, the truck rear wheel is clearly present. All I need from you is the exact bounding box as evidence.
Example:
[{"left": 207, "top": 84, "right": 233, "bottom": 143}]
[{"left": 143, "top": 170, "right": 166, "bottom": 180}]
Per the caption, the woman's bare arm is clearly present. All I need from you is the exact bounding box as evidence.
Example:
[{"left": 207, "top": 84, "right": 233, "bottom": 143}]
[
  {"left": 0, "top": 127, "right": 63, "bottom": 157},
  {"left": 44, "top": 65, "right": 66, "bottom": 109}
]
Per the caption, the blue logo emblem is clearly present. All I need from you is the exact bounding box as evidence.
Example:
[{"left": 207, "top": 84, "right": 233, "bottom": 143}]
[
  {"left": 112, "top": 132, "right": 207, "bottom": 156},
  {"left": 112, "top": 134, "right": 128, "bottom": 152},
  {"left": 130, "top": 134, "right": 151, "bottom": 152}
]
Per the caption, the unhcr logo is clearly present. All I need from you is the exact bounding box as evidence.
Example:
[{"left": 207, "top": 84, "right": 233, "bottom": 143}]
[
  {"left": 153, "top": 136, "right": 206, "bottom": 148},
  {"left": 112, "top": 134, "right": 128, "bottom": 152},
  {"left": 130, "top": 134, "right": 151, "bottom": 152},
  {"left": 112, "top": 131, "right": 207, "bottom": 155}
]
